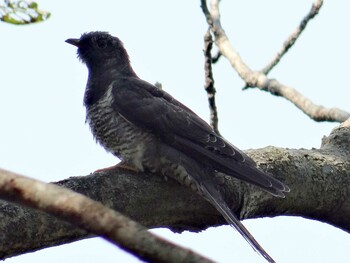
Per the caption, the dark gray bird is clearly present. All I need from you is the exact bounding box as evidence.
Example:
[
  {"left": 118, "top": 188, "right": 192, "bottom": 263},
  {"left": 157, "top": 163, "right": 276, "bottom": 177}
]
[{"left": 66, "top": 31, "right": 289, "bottom": 263}]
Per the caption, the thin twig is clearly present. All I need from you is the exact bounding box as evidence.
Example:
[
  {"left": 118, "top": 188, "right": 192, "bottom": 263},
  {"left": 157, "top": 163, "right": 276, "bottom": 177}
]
[
  {"left": 203, "top": 29, "right": 220, "bottom": 135},
  {"left": 200, "top": 0, "right": 350, "bottom": 123},
  {"left": 200, "top": 0, "right": 213, "bottom": 27},
  {"left": 211, "top": 51, "right": 221, "bottom": 63},
  {"left": 0, "top": 168, "right": 214, "bottom": 263},
  {"left": 261, "top": 0, "right": 324, "bottom": 75}
]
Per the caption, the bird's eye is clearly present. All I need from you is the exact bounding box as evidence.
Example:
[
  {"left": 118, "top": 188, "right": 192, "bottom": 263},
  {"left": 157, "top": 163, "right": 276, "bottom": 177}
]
[{"left": 96, "top": 39, "right": 108, "bottom": 49}]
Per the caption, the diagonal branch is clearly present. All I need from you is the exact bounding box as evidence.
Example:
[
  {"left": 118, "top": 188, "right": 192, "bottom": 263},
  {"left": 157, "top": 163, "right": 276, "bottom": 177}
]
[
  {"left": 200, "top": 0, "right": 350, "bottom": 123},
  {"left": 261, "top": 0, "right": 324, "bottom": 75},
  {"left": 0, "top": 169, "right": 214, "bottom": 263}
]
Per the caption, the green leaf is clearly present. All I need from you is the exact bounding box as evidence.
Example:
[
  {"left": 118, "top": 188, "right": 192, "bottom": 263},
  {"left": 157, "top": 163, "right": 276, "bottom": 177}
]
[{"left": 0, "top": 0, "right": 51, "bottom": 25}]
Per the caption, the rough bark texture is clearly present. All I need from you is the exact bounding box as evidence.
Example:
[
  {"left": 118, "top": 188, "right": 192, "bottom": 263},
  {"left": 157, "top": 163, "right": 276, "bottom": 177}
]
[{"left": 1, "top": 120, "right": 349, "bottom": 260}]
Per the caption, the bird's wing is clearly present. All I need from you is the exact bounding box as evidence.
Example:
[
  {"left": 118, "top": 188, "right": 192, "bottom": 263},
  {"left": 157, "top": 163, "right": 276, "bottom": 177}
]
[{"left": 111, "top": 77, "right": 288, "bottom": 196}]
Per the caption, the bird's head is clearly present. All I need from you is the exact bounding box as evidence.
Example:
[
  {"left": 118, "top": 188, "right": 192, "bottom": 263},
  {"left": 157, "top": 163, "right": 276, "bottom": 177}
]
[{"left": 66, "top": 31, "right": 130, "bottom": 71}]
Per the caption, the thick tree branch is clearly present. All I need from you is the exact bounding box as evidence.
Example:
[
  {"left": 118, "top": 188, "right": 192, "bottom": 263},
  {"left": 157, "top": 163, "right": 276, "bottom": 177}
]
[
  {"left": 0, "top": 169, "right": 214, "bottom": 263},
  {"left": 1, "top": 119, "right": 350, "bottom": 259},
  {"left": 200, "top": 0, "right": 350, "bottom": 123}
]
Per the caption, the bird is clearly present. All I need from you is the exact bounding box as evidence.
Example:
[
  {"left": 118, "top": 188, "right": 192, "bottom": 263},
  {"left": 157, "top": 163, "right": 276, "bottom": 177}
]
[{"left": 66, "top": 31, "right": 289, "bottom": 263}]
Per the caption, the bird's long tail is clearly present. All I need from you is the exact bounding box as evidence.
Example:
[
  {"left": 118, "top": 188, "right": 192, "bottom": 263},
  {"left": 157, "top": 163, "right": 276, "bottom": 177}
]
[{"left": 200, "top": 182, "right": 276, "bottom": 263}]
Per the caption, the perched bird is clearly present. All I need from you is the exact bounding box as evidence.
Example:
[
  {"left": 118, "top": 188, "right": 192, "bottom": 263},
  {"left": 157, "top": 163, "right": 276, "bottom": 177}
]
[{"left": 66, "top": 31, "right": 289, "bottom": 263}]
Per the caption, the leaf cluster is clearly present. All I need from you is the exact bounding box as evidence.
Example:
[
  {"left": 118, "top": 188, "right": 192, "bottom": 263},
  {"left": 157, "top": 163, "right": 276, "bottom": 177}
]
[{"left": 0, "top": 0, "right": 50, "bottom": 25}]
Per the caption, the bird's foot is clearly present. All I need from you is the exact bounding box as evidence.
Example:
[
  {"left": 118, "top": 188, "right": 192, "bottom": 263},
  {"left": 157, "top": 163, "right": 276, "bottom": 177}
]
[
  {"left": 94, "top": 164, "right": 119, "bottom": 173},
  {"left": 116, "top": 161, "right": 140, "bottom": 173},
  {"left": 94, "top": 161, "right": 140, "bottom": 174}
]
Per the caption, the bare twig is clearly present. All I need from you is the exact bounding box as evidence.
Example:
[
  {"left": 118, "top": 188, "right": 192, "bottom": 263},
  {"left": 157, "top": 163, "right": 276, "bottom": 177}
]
[
  {"left": 203, "top": 29, "right": 220, "bottom": 134},
  {"left": 0, "top": 168, "right": 214, "bottom": 263},
  {"left": 200, "top": 0, "right": 350, "bottom": 123},
  {"left": 261, "top": 0, "right": 324, "bottom": 75},
  {"left": 200, "top": 0, "right": 213, "bottom": 27},
  {"left": 211, "top": 51, "right": 221, "bottom": 63}
]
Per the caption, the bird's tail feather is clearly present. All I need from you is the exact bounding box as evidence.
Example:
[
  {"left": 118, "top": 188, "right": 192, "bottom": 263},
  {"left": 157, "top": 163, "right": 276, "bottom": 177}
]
[{"left": 200, "top": 183, "right": 276, "bottom": 263}]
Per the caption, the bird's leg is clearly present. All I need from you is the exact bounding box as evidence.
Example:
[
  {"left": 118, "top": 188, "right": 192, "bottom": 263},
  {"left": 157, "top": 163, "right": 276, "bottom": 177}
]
[{"left": 94, "top": 161, "right": 140, "bottom": 173}]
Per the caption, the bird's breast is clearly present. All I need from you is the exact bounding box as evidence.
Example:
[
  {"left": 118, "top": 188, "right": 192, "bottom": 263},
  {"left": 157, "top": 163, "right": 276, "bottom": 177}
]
[{"left": 85, "top": 85, "right": 154, "bottom": 171}]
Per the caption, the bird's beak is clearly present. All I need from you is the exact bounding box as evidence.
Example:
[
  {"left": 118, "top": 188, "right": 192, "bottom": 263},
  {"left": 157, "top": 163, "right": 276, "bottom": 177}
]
[{"left": 65, "top": 38, "right": 81, "bottom": 47}]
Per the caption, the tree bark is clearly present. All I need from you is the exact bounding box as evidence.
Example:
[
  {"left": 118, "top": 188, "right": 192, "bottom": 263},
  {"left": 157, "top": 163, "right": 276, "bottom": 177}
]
[{"left": 1, "top": 119, "right": 349, "bottom": 260}]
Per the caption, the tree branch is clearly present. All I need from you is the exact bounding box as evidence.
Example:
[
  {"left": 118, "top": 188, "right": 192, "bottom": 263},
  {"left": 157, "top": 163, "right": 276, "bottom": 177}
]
[
  {"left": 261, "top": 0, "right": 323, "bottom": 75},
  {"left": 0, "top": 169, "right": 214, "bottom": 263},
  {"left": 203, "top": 29, "right": 220, "bottom": 134},
  {"left": 1, "top": 119, "right": 350, "bottom": 259},
  {"left": 200, "top": 0, "right": 350, "bottom": 123},
  {"left": 211, "top": 51, "right": 221, "bottom": 64}
]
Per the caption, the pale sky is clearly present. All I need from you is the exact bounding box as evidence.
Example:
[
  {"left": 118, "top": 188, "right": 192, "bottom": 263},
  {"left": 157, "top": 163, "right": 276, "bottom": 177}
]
[{"left": 1, "top": 1, "right": 350, "bottom": 262}]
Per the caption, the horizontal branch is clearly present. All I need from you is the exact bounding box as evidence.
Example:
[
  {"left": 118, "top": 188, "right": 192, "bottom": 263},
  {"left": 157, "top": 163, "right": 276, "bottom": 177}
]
[{"left": 1, "top": 119, "right": 350, "bottom": 259}]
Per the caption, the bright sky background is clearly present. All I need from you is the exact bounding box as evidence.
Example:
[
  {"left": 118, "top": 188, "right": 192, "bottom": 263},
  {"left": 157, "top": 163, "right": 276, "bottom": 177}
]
[{"left": 1, "top": 1, "right": 350, "bottom": 262}]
